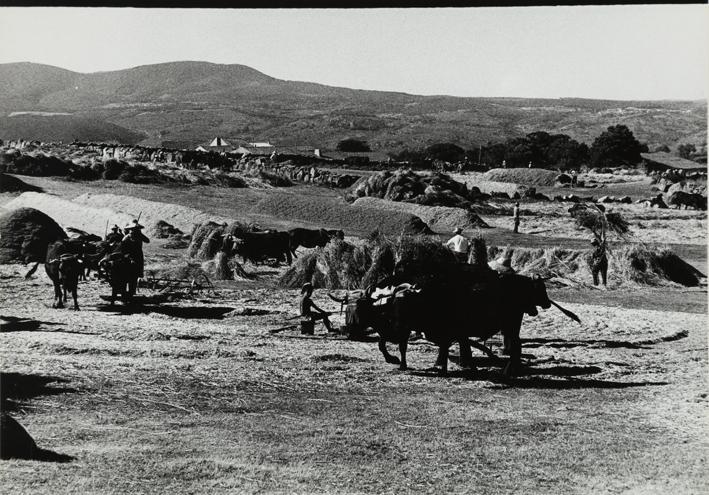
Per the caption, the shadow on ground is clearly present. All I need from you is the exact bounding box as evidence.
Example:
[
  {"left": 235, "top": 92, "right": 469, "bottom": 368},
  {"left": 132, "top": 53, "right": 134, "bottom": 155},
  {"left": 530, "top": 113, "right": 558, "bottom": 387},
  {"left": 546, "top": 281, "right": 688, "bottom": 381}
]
[
  {"left": 95, "top": 304, "right": 235, "bottom": 319},
  {"left": 0, "top": 373, "right": 77, "bottom": 462},
  {"left": 523, "top": 337, "right": 652, "bottom": 350},
  {"left": 0, "top": 315, "right": 96, "bottom": 335},
  {"left": 0, "top": 372, "right": 77, "bottom": 412}
]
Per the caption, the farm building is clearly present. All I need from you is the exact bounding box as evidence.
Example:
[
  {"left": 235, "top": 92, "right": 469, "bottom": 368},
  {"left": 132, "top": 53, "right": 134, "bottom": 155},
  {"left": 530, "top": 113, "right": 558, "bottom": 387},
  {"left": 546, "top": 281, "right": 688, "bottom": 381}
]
[
  {"left": 641, "top": 152, "right": 707, "bottom": 174},
  {"left": 196, "top": 137, "right": 233, "bottom": 153}
]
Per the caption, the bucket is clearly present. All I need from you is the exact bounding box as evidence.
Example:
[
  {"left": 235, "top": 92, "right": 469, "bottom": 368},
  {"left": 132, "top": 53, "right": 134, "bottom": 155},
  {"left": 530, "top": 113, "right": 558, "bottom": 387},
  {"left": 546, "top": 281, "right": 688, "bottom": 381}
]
[{"left": 300, "top": 320, "right": 314, "bottom": 335}]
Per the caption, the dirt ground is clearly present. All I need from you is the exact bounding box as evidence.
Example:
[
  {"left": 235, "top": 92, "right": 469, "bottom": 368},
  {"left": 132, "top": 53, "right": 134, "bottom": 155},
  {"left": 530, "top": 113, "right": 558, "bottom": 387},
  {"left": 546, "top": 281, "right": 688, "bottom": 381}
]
[{"left": 1, "top": 173, "right": 707, "bottom": 493}]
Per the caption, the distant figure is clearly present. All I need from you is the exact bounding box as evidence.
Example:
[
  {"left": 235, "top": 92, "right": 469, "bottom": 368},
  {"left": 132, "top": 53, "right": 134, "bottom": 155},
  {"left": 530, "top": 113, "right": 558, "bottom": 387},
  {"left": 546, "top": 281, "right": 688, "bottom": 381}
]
[
  {"left": 120, "top": 220, "right": 150, "bottom": 279},
  {"left": 105, "top": 225, "right": 123, "bottom": 246},
  {"left": 445, "top": 227, "right": 470, "bottom": 263},
  {"left": 571, "top": 171, "right": 578, "bottom": 187},
  {"left": 588, "top": 238, "right": 608, "bottom": 286},
  {"left": 512, "top": 202, "right": 521, "bottom": 234},
  {"left": 528, "top": 161, "right": 533, "bottom": 168},
  {"left": 299, "top": 283, "right": 335, "bottom": 333},
  {"left": 502, "top": 160, "right": 507, "bottom": 169}
]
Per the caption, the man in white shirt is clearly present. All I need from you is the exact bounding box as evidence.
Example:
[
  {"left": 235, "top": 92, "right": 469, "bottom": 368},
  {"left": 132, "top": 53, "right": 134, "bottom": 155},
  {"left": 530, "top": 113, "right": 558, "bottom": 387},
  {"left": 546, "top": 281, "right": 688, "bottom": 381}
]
[{"left": 445, "top": 227, "right": 469, "bottom": 263}]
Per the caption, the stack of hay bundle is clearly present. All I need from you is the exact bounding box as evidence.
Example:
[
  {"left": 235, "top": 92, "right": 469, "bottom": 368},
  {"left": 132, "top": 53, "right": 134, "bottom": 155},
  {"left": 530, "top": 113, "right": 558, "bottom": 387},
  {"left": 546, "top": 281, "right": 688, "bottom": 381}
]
[
  {"left": 187, "top": 220, "right": 259, "bottom": 279},
  {"left": 0, "top": 207, "right": 66, "bottom": 263}
]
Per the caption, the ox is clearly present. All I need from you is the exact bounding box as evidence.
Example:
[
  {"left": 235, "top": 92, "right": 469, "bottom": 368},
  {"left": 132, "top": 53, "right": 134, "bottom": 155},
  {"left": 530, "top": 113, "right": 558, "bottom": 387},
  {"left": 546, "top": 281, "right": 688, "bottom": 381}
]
[
  {"left": 668, "top": 191, "right": 707, "bottom": 210},
  {"left": 288, "top": 228, "right": 344, "bottom": 256},
  {"left": 331, "top": 267, "right": 576, "bottom": 377},
  {"left": 223, "top": 231, "right": 292, "bottom": 265},
  {"left": 45, "top": 240, "right": 86, "bottom": 310}
]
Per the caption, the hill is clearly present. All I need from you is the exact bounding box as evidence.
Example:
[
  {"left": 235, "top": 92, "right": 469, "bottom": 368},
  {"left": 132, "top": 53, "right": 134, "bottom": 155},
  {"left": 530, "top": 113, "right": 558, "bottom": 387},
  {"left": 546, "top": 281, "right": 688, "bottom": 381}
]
[
  {"left": 0, "top": 114, "right": 145, "bottom": 144},
  {"left": 0, "top": 61, "right": 705, "bottom": 151}
]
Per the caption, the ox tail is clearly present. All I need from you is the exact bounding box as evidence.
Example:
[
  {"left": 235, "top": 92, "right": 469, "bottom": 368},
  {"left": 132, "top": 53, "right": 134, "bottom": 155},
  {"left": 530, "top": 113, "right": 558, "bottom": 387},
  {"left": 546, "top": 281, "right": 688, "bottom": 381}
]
[
  {"left": 24, "top": 262, "right": 40, "bottom": 279},
  {"left": 549, "top": 300, "right": 581, "bottom": 324}
]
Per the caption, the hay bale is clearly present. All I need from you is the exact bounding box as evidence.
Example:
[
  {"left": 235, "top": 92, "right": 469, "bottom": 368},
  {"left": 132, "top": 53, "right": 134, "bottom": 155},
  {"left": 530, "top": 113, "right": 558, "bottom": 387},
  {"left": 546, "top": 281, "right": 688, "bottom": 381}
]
[
  {"left": 0, "top": 174, "right": 43, "bottom": 193},
  {"left": 187, "top": 221, "right": 226, "bottom": 258},
  {"left": 0, "top": 207, "right": 66, "bottom": 263}
]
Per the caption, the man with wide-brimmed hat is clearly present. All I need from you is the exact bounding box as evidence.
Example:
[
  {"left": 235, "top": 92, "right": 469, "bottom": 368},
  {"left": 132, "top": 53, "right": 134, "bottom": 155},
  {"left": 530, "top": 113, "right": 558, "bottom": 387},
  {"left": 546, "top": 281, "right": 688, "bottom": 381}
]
[
  {"left": 444, "top": 227, "right": 469, "bottom": 263},
  {"left": 105, "top": 224, "right": 123, "bottom": 245},
  {"left": 120, "top": 219, "right": 150, "bottom": 278}
]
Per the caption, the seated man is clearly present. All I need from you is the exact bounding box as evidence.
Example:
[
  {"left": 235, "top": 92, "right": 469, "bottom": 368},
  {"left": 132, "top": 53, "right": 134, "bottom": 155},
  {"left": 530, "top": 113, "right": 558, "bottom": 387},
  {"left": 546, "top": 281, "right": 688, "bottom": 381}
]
[{"left": 300, "top": 283, "right": 335, "bottom": 333}]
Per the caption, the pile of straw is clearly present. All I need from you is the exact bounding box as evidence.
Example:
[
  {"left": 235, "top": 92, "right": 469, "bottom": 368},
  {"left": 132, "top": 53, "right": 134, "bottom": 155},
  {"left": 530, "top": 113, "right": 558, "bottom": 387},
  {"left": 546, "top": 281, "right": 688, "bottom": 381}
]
[
  {"left": 279, "top": 235, "right": 459, "bottom": 290},
  {"left": 0, "top": 207, "right": 67, "bottom": 263}
]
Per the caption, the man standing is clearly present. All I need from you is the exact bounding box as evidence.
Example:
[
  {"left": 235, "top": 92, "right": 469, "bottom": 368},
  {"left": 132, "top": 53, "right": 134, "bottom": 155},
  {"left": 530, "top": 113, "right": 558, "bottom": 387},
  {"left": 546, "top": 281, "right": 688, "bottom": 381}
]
[
  {"left": 588, "top": 238, "right": 608, "bottom": 286},
  {"left": 121, "top": 220, "right": 150, "bottom": 279},
  {"left": 105, "top": 225, "right": 123, "bottom": 246},
  {"left": 512, "top": 202, "right": 521, "bottom": 234},
  {"left": 445, "top": 227, "right": 470, "bottom": 263}
]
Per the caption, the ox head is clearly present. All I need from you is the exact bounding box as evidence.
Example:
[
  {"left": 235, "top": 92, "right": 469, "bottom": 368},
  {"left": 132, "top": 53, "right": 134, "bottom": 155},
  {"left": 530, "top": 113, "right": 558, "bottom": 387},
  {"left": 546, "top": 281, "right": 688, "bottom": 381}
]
[
  {"left": 58, "top": 254, "right": 83, "bottom": 287},
  {"left": 523, "top": 275, "right": 552, "bottom": 317}
]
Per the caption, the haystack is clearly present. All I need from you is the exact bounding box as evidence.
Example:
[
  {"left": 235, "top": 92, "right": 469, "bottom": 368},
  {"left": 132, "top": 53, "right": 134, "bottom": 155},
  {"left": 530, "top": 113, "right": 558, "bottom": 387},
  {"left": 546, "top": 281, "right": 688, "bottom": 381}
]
[
  {"left": 0, "top": 207, "right": 66, "bottom": 263},
  {"left": 352, "top": 197, "right": 489, "bottom": 232},
  {"left": 153, "top": 220, "right": 183, "bottom": 239},
  {"left": 485, "top": 244, "right": 702, "bottom": 287},
  {"left": 348, "top": 169, "right": 474, "bottom": 208},
  {"left": 278, "top": 235, "right": 457, "bottom": 290},
  {"left": 0, "top": 174, "right": 43, "bottom": 193},
  {"left": 483, "top": 168, "right": 559, "bottom": 187}
]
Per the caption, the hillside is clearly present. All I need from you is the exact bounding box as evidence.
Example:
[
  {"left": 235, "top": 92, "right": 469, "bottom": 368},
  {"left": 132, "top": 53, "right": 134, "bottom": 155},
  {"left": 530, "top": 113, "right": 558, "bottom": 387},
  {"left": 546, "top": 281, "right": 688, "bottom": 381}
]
[
  {"left": 0, "top": 61, "right": 705, "bottom": 151},
  {"left": 0, "top": 114, "right": 145, "bottom": 144}
]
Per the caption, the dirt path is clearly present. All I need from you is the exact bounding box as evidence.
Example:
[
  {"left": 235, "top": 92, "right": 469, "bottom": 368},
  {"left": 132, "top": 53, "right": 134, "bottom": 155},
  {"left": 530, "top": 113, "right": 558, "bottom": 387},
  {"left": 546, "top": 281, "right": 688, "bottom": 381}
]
[{"left": 1, "top": 266, "right": 706, "bottom": 494}]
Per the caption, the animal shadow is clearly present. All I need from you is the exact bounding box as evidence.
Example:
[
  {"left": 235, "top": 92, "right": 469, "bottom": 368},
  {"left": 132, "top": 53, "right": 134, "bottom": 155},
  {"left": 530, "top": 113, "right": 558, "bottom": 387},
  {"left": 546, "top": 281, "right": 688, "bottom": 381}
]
[
  {"left": 0, "top": 316, "right": 61, "bottom": 333},
  {"left": 410, "top": 358, "right": 665, "bottom": 389},
  {"left": 0, "top": 372, "right": 77, "bottom": 412},
  {"left": 0, "top": 315, "right": 95, "bottom": 335}
]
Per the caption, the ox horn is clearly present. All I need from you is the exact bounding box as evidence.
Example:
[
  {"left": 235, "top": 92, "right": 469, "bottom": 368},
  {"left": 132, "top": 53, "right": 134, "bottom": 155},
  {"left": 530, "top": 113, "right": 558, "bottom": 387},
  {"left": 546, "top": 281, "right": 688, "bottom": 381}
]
[
  {"left": 327, "top": 292, "right": 347, "bottom": 303},
  {"left": 549, "top": 300, "right": 581, "bottom": 324}
]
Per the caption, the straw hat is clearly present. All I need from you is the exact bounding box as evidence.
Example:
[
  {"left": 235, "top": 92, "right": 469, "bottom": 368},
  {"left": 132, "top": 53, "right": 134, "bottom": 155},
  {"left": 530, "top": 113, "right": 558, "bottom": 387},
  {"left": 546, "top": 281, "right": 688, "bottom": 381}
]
[
  {"left": 124, "top": 219, "right": 144, "bottom": 231},
  {"left": 453, "top": 227, "right": 462, "bottom": 235}
]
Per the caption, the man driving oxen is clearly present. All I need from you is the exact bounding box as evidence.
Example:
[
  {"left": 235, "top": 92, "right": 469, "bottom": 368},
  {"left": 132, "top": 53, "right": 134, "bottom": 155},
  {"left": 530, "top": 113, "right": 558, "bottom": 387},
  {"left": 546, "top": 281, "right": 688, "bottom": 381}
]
[{"left": 120, "top": 220, "right": 150, "bottom": 279}]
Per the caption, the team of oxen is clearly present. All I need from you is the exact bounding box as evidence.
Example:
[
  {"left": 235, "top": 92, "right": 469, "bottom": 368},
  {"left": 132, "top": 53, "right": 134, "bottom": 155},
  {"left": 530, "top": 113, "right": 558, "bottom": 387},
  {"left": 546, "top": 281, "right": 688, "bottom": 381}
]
[
  {"left": 328, "top": 264, "right": 579, "bottom": 376},
  {"left": 29, "top": 224, "right": 578, "bottom": 377},
  {"left": 29, "top": 226, "right": 345, "bottom": 309}
]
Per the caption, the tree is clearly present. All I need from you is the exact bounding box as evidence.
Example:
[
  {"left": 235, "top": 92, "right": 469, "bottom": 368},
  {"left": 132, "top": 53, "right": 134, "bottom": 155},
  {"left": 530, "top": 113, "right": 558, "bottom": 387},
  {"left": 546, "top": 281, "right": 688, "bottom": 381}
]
[
  {"left": 545, "top": 135, "right": 589, "bottom": 170},
  {"left": 425, "top": 143, "right": 465, "bottom": 163},
  {"left": 678, "top": 143, "right": 697, "bottom": 159},
  {"left": 336, "top": 138, "right": 371, "bottom": 152},
  {"left": 589, "top": 125, "right": 643, "bottom": 168},
  {"left": 654, "top": 144, "right": 671, "bottom": 153}
]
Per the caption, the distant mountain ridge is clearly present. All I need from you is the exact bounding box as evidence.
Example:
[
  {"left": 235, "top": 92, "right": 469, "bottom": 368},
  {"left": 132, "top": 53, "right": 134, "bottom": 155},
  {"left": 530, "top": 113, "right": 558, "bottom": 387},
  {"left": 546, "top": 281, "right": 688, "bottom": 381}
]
[{"left": 0, "top": 61, "right": 705, "bottom": 151}]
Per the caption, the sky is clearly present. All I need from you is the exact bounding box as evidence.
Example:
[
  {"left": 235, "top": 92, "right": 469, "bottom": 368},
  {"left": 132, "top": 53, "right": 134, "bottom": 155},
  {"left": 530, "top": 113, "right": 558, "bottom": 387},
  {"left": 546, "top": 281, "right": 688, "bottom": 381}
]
[{"left": 0, "top": 6, "right": 706, "bottom": 100}]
